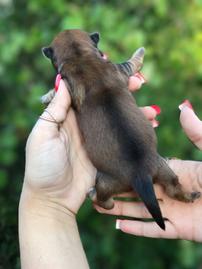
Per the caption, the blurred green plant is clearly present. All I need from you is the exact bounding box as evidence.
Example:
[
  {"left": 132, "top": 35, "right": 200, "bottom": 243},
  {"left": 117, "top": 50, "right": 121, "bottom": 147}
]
[{"left": 0, "top": 0, "right": 202, "bottom": 268}]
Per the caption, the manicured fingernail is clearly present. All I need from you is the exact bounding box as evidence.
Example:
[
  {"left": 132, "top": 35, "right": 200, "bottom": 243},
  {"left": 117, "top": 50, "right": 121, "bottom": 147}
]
[
  {"left": 151, "top": 105, "right": 161, "bottom": 115},
  {"left": 135, "top": 72, "right": 147, "bottom": 84},
  {"left": 55, "top": 73, "right": 62, "bottom": 92},
  {"left": 152, "top": 119, "right": 159, "bottom": 128},
  {"left": 116, "top": 219, "right": 121, "bottom": 229},
  {"left": 179, "top": 99, "right": 193, "bottom": 111}
]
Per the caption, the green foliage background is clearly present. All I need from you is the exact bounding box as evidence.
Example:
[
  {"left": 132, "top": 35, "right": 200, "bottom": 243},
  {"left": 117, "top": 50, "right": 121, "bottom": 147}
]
[{"left": 0, "top": 0, "right": 202, "bottom": 268}]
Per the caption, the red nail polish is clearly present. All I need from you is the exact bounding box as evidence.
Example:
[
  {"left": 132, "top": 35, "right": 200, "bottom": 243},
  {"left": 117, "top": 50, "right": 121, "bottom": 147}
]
[
  {"left": 55, "top": 73, "right": 62, "bottom": 92},
  {"left": 179, "top": 99, "right": 193, "bottom": 111},
  {"left": 151, "top": 105, "right": 161, "bottom": 115}
]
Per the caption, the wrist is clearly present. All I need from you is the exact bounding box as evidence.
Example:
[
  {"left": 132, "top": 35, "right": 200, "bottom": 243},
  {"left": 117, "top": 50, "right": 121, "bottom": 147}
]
[
  {"left": 19, "top": 183, "right": 90, "bottom": 269},
  {"left": 19, "top": 182, "right": 76, "bottom": 222}
]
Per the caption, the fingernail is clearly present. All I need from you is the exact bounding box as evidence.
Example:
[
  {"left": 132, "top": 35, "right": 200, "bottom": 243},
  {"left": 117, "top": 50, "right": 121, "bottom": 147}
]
[
  {"left": 151, "top": 105, "right": 161, "bottom": 115},
  {"left": 116, "top": 219, "right": 121, "bottom": 229},
  {"left": 179, "top": 99, "right": 193, "bottom": 111},
  {"left": 55, "top": 73, "right": 62, "bottom": 92},
  {"left": 135, "top": 72, "right": 147, "bottom": 84},
  {"left": 152, "top": 119, "right": 159, "bottom": 128}
]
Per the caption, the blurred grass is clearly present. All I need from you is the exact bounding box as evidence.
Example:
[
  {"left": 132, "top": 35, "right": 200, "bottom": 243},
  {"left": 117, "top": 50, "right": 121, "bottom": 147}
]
[{"left": 0, "top": 0, "right": 202, "bottom": 268}]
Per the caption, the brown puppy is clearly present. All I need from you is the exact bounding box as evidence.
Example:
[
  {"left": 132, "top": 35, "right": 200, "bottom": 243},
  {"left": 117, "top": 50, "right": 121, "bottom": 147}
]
[{"left": 42, "top": 29, "right": 200, "bottom": 230}]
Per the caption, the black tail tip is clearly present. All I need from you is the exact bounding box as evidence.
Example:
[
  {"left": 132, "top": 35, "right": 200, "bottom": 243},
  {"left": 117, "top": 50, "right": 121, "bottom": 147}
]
[{"left": 157, "top": 219, "right": 166, "bottom": 230}]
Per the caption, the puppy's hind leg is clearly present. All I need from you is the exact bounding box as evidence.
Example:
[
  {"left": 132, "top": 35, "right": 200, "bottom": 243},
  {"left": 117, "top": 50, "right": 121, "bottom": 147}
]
[
  {"left": 88, "top": 171, "right": 119, "bottom": 210},
  {"left": 154, "top": 157, "right": 200, "bottom": 202}
]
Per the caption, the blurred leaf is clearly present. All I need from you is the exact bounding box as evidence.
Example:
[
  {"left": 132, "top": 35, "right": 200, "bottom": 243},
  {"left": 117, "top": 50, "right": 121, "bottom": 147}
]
[{"left": 0, "top": 170, "right": 8, "bottom": 190}]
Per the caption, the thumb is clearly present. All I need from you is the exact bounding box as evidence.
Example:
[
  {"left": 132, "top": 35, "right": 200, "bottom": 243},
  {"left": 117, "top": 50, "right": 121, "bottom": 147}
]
[
  {"left": 180, "top": 106, "right": 202, "bottom": 150},
  {"left": 31, "top": 79, "right": 71, "bottom": 140},
  {"left": 46, "top": 79, "right": 71, "bottom": 123}
]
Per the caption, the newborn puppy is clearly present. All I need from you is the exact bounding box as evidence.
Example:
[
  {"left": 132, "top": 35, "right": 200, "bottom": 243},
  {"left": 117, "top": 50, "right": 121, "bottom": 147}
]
[{"left": 41, "top": 29, "right": 200, "bottom": 230}]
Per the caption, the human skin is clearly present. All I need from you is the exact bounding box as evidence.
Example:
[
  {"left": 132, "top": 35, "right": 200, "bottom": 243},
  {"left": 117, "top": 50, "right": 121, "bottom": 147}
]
[
  {"left": 19, "top": 79, "right": 95, "bottom": 269},
  {"left": 95, "top": 105, "right": 202, "bottom": 242},
  {"left": 19, "top": 74, "right": 150, "bottom": 269}
]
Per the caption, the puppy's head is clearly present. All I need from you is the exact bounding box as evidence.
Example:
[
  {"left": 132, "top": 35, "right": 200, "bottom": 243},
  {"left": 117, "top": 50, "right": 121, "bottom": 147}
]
[{"left": 42, "top": 29, "right": 102, "bottom": 73}]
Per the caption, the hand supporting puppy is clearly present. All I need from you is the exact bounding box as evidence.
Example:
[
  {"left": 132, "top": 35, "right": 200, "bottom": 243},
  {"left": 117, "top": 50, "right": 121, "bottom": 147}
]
[
  {"left": 19, "top": 80, "right": 96, "bottom": 269},
  {"left": 95, "top": 101, "right": 202, "bottom": 242}
]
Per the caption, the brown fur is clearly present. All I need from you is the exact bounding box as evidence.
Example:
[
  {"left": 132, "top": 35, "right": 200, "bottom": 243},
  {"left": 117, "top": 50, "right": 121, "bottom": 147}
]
[{"left": 42, "top": 29, "right": 200, "bottom": 230}]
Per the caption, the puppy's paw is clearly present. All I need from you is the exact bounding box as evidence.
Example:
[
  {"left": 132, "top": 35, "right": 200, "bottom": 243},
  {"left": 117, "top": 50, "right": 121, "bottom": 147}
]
[
  {"left": 87, "top": 187, "right": 97, "bottom": 202},
  {"left": 41, "top": 89, "right": 55, "bottom": 104},
  {"left": 181, "top": 191, "right": 201, "bottom": 203},
  {"left": 190, "top": 191, "right": 201, "bottom": 202},
  {"left": 97, "top": 198, "right": 114, "bottom": 210}
]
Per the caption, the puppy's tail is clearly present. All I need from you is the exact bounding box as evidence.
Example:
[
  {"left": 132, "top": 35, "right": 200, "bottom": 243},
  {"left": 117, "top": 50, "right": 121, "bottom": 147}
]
[{"left": 132, "top": 173, "right": 165, "bottom": 230}]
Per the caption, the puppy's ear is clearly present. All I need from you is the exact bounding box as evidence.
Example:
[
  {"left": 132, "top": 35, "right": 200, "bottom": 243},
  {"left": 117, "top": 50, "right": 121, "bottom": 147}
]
[
  {"left": 42, "top": 47, "right": 53, "bottom": 59},
  {"left": 90, "top": 32, "right": 100, "bottom": 45}
]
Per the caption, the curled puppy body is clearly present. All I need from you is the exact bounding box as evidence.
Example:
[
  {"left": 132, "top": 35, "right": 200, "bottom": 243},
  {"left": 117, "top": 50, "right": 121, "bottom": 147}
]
[{"left": 42, "top": 29, "right": 200, "bottom": 230}]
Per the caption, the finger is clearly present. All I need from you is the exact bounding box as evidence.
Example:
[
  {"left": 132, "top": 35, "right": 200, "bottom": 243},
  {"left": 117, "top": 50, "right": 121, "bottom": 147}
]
[
  {"left": 94, "top": 200, "right": 166, "bottom": 219},
  {"left": 140, "top": 106, "right": 157, "bottom": 121},
  {"left": 115, "top": 192, "right": 137, "bottom": 198},
  {"left": 36, "top": 80, "right": 71, "bottom": 137},
  {"left": 128, "top": 73, "right": 147, "bottom": 92},
  {"left": 179, "top": 106, "right": 202, "bottom": 149},
  {"left": 116, "top": 185, "right": 164, "bottom": 200},
  {"left": 116, "top": 219, "right": 179, "bottom": 239},
  {"left": 151, "top": 119, "right": 159, "bottom": 128},
  {"left": 94, "top": 184, "right": 165, "bottom": 216},
  {"left": 42, "top": 79, "right": 71, "bottom": 124},
  {"left": 95, "top": 201, "right": 152, "bottom": 218},
  {"left": 128, "top": 76, "right": 143, "bottom": 91}
]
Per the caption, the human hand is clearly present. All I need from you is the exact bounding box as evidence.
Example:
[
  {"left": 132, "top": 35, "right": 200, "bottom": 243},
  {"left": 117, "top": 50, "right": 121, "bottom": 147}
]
[
  {"left": 94, "top": 100, "right": 202, "bottom": 242},
  {"left": 23, "top": 79, "right": 96, "bottom": 214},
  {"left": 20, "top": 79, "right": 96, "bottom": 269}
]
